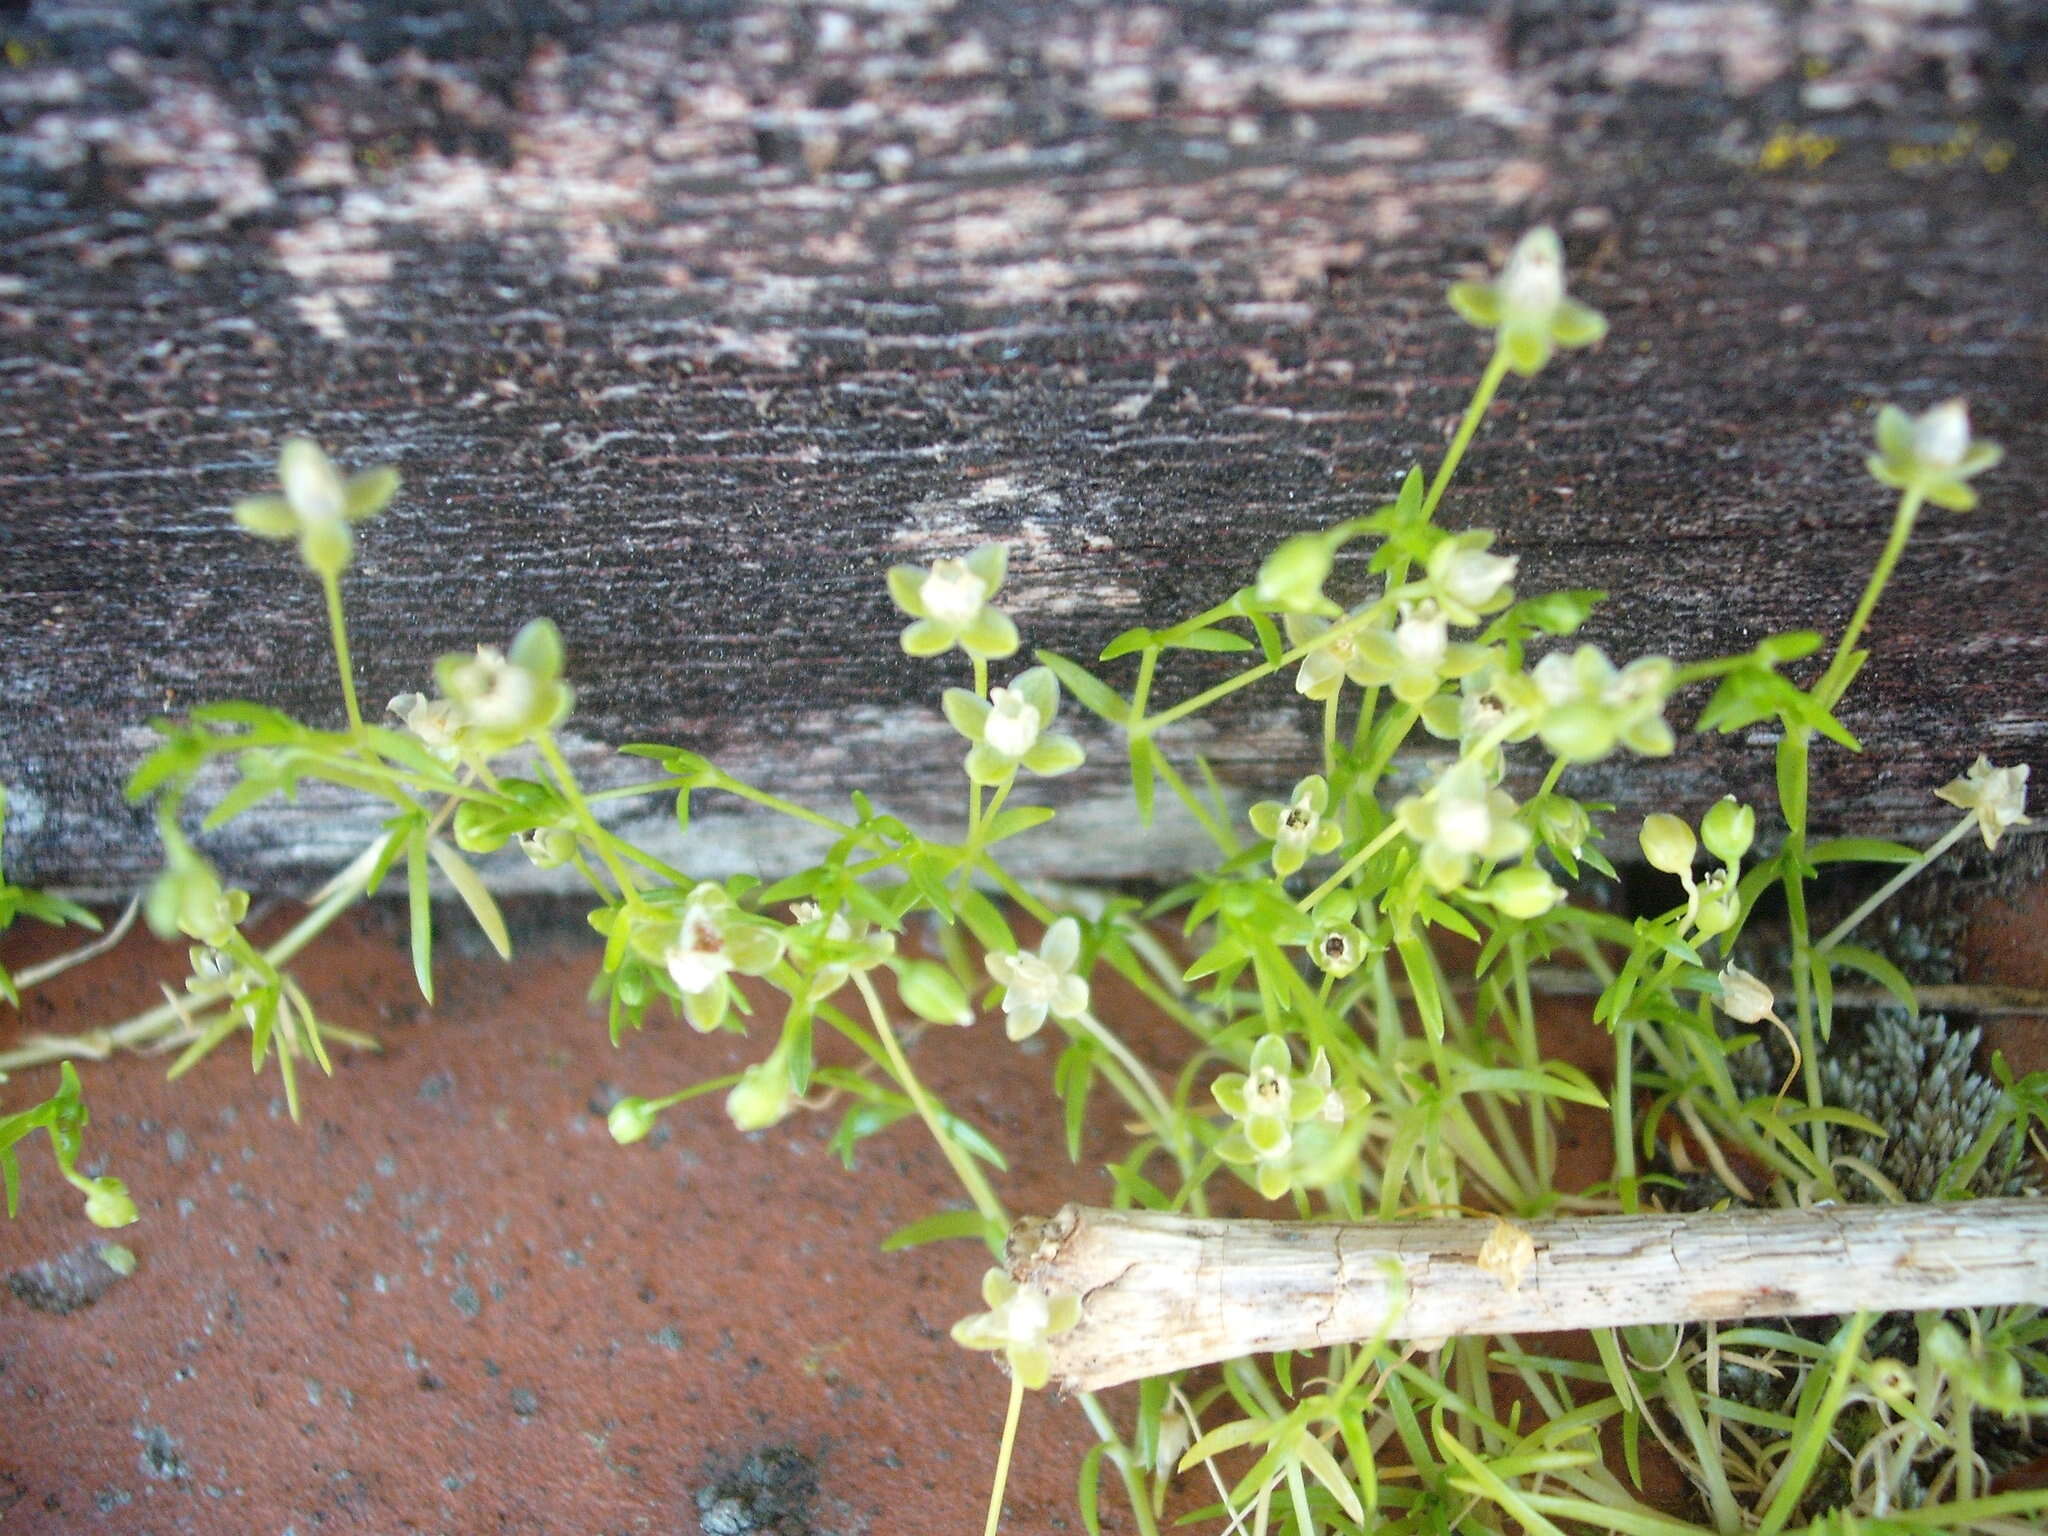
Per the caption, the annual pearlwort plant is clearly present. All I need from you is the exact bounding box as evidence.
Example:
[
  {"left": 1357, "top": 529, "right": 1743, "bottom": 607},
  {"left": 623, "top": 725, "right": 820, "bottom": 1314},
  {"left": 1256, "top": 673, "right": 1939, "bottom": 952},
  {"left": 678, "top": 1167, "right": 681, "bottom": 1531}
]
[{"left": 1, "top": 225, "right": 2042, "bottom": 1536}]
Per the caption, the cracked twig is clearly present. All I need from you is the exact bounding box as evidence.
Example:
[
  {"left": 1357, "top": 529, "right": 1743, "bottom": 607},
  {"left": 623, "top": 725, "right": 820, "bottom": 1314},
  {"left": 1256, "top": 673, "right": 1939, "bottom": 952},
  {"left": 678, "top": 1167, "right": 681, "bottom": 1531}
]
[{"left": 1005, "top": 1200, "right": 2048, "bottom": 1392}]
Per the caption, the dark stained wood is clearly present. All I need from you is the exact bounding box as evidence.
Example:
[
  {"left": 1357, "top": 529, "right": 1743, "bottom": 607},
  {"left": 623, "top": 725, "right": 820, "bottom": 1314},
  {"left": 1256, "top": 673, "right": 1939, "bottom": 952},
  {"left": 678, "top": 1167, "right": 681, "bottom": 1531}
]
[{"left": 2, "top": 0, "right": 2043, "bottom": 891}]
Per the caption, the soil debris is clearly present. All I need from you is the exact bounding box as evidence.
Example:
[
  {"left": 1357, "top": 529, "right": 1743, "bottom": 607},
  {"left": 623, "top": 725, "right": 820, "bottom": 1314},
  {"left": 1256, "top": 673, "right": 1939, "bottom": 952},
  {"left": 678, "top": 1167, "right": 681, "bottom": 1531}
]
[
  {"left": 6, "top": 1244, "right": 132, "bottom": 1315},
  {"left": 696, "top": 1444, "right": 822, "bottom": 1536}
]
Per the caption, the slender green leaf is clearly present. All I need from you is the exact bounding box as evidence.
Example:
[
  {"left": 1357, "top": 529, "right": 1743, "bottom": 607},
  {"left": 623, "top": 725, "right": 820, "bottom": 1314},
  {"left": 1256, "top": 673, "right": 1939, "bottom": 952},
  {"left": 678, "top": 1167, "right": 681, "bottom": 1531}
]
[
  {"left": 406, "top": 830, "right": 434, "bottom": 1003},
  {"left": 879, "top": 1209, "right": 996, "bottom": 1252},
  {"left": 1034, "top": 650, "right": 1129, "bottom": 725},
  {"left": 429, "top": 838, "right": 512, "bottom": 960}
]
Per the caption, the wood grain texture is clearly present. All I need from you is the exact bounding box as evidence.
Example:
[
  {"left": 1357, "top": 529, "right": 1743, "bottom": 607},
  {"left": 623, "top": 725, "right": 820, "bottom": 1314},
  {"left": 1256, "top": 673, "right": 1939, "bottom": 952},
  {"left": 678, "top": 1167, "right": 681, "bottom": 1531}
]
[
  {"left": 1009, "top": 1199, "right": 2048, "bottom": 1391},
  {"left": 1, "top": 0, "right": 2044, "bottom": 891}
]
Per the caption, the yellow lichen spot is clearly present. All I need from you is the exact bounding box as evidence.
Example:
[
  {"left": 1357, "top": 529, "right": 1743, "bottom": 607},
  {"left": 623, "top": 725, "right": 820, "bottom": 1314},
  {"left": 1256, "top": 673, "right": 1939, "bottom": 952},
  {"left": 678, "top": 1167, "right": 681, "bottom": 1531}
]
[
  {"left": 1981, "top": 140, "right": 2013, "bottom": 174},
  {"left": 1758, "top": 127, "right": 1837, "bottom": 173}
]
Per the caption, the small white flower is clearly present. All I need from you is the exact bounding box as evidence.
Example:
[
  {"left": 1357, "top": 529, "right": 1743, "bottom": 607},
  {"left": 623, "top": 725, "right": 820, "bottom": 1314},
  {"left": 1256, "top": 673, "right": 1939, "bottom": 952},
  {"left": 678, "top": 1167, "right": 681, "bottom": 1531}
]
[
  {"left": 444, "top": 645, "right": 537, "bottom": 732},
  {"left": 1393, "top": 600, "right": 1450, "bottom": 667},
  {"left": 985, "top": 917, "right": 1090, "bottom": 1041},
  {"left": 1935, "top": 756, "right": 2033, "bottom": 850},
  {"left": 387, "top": 692, "right": 467, "bottom": 761},
  {"left": 1421, "top": 532, "right": 1518, "bottom": 625},
  {"left": 1911, "top": 399, "right": 1971, "bottom": 470},
  {"left": 983, "top": 686, "right": 1044, "bottom": 758},
  {"left": 1500, "top": 226, "right": 1565, "bottom": 319},
  {"left": 921, "top": 559, "right": 988, "bottom": 626},
  {"left": 950, "top": 1269, "right": 1083, "bottom": 1390},
  {"left": 666, "top": 898, "right": 732, "bottom": 994},
  {"left": 662, "top": 885, "right": 786, "bottom": 1032},
  {"left": 1443, "top": 549, "right": 1517, "bottom": 612}
]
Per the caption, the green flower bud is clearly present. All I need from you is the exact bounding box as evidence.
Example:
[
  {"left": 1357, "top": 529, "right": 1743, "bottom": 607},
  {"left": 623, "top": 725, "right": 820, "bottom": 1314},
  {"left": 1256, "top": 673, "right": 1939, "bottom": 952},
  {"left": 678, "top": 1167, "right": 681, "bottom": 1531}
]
[
  {"left": 1639, "top": 813, "right": 1697, "bottom": 875},
  {"left": 725, "top": 1060, "right": 796, "bottom": 1133},
  {"left": 97, "top": 1243, "right": 138, "bottom": 1276},
  {"left": 1690, "top": 871, "right": 1739, "bottom": 938},
  {"left": 1254, "top": 531, "right": 1339, "bottom": 615},
  {"left": 82, "top": 1177, "right": 138, "bottom": 1229},
  {"left": 1700, "top": 796, "right": 1755, "bottom": 864},
  {"left": 519, "top": 825, "right": 577, "bottom": 870},
  {"left": 897, "top": 961, "right": 974, "bottom": 1026},
  {"left": 607, "top": 1096, "right": 660, "bottom": 1145},
  {"left": 1480, "top": 865, "right": 1565, "bottom": 920},
  {"left": 1529, "top": 794, "right": 1592, "bottom": 856}
]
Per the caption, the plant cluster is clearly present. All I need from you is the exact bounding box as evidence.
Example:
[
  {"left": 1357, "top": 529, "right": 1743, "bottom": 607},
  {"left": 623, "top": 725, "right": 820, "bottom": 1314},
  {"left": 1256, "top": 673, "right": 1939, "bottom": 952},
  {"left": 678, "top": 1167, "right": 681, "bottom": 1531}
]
[{"left": 2, "top": 228, "right": 2043, "bottom": 1535}]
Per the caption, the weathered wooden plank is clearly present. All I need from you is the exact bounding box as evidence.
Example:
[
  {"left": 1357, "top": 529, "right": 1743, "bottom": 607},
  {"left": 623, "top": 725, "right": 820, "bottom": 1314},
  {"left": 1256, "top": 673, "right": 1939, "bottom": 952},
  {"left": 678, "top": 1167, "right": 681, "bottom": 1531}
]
[
  {"left": 1006, "top": 1200, "right": 2048, "bottom": 1392},
  {"left": 1, "top": 0, "right": 2042, "bottom": 891}
]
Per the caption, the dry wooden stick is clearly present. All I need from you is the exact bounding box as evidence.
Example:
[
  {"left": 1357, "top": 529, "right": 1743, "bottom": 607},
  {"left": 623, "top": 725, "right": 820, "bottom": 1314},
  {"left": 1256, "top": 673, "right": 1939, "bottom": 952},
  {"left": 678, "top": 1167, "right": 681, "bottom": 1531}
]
[{"left": 1007, "top": 1200, "right": 2048, "bottom": 1392}]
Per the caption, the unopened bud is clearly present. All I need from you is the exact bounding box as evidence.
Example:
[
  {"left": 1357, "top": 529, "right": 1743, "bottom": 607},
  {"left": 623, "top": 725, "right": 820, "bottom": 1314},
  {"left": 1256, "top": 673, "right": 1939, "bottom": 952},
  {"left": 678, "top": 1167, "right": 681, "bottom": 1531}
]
[
  {"left": 1700, "top": 796, "right": 1755, "bottom": 864},
  {"left": 607, "top": 1096, "right": 660, "bottom": 1145},
  {"left": 1481, "top": 866, "right": 1565, "bottom": 920},
  {"left": 1639, "top": 813, "right": 1697, "bottom": 876},
  {"left": 898, "top": 961, "right": 974, "bottom": 1026},
  {"left": 82, "top": 1177, "right": 139, "bottom": 1229},
  {"left": 725, "top": 1061, "right": 796, "bottom": 1133}
]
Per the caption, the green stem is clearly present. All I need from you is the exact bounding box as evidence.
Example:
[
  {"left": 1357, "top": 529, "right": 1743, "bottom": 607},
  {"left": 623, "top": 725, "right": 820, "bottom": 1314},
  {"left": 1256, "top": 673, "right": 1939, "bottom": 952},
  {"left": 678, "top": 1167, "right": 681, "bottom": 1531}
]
[
  {"left": 855, "top": 973, "right": 1006, "bottom": 1228},
  {"left": 1074, "top": 1011, "right": 1179, "bottom": 1153},
  {"left": 1422, "top": 347, "right": 1513, "bottom": 519},
  {"left": 709, "top": 775, "right": 860, "bottom": 838},
  {"left": 1815, "top": 488, "right": 1924, "bottom": 711},
  {"left": 982, "top": 1375, "right": 1026, "bottom": 1536},
  {"left": 1076, "top": 1395, "right": 1163, "bottom": 1536},
  {"left": 1142, "top": 604, "right": 1391, "bottom": 735},
  {"left": 538, "top": 733, "right": 639, "bottom": 899},
  {"left": 1150, "top": 750, "right": 1238, "bottom": 857},
  {"left": 1815, "top": 814, "right": 1975, "bottom": 955},
  {"left": 1756, "top": 1312, "right": 1873, "bottom": 1536},
  {"left": 0, "top": 835, "right": 388, "bottom": 1073},
  {"left": 320, "top": 568, "right": 364, "bottom": 732}
]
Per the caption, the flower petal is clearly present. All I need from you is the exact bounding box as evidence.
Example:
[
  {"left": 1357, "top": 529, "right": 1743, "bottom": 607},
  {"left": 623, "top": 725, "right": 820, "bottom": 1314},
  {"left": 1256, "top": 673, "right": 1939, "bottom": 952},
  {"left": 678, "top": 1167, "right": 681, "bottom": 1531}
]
[
  {"left": 1211, "top": 1073, "right": 1249, "bottom": 1117},
  {"left": 682, "top": 982, "right": 729, "bottom": 1032},
  {"left": 1022, "top": 734, "right": 1085, "bottom": 776},
  {"left": 343, "top": 465, "right": 401, "bottom": 522},
  {"left": 1250, "top": 1034, "right": 1292, "bottom": 1074},
  {"left": 952, "top": 1312, "right": 1006, "bottom": 1350},
  {"left": 900, "top": 618, "right": 955, "bottom": 657},
  {"left": 942, "top": 687, "right": 991, "bottom": 740},
  {"left": 1550, "top": 297, "right": 1608, "bottom": 348},
  {"left": 964, "top": 541, "right": 1008, "bottom": 594},
  {"left": 1446, "top": 280, "right": 1502, "bottom": 329},
  {"left": 960, "top": 608, "right": 1021, "bottom": 660},
  {"left": 232, "top": 494, "right": 297, "bottom": 538},
  {"left": 725, "top": 924, "right": 786, "bottom": 975},
  {"left": 964, "top": 742, "right": 1014, "bottom": 785},
  {"left": 1013, "top": 666, "right": 1060, "bottom": 721},
  {"left": 1008, "top": 1343, "right": 1052, "bottom": 1390},
  {"left": 1040, "top": 917, "right": 1081, "bottom": 972},
  {"left": 1051, "top": 974, "right": 1089, "bottom": 1018},
  {"left": 1004, "top": 999, "right": 1050, "bottom": 1041}
]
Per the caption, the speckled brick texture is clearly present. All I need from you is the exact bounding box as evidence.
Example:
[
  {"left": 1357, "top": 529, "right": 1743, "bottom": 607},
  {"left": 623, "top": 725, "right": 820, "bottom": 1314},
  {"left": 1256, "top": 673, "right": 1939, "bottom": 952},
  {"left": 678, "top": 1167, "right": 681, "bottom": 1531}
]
[
  {"left": 3, "top": 863, "right": 2044, "bottom": 1532},
  {"left": 0, "top": 904, "right": 1174, "bottom": 1534}
]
